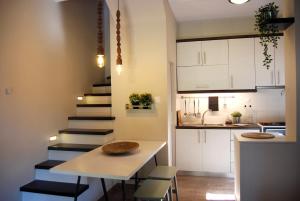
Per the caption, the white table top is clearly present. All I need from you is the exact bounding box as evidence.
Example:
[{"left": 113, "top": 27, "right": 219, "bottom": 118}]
[{"left": 51, "top": 140, "right": 166, "bottom": 180}]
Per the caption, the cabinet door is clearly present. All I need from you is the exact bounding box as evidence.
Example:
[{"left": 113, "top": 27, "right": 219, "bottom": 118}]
[
  {"left": 177, "top": 65, "right": 229, "bottom": 91},
  {"left": 202, "top": 129, "right": 230, "bottom": 173},
  {"left": 255, "top": 38, "right": 275, "bottom": 86},
  {"left": 275, "top": 36, "right": 285, "bottom": 86},
  {"left": 229, "top": 38, "right": 255, "bottom": 89},
  {"left": 176, "top": 129, "right": 202, "bottom": 171},
  {"left": 202, "top": 40, "right": 228, "bottom": 65},
  {"left": 177, "top": 42, "right": 202, "bottom": 66}
]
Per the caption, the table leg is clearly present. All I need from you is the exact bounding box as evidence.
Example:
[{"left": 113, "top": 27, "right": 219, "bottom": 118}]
[
  {"left": 101, "top": 178, "right": 109, "bottom": 201},
  {"left": 74, "top": 176, "right": 81, "bottom": 201},
  {"left": 121, "top": 180, "right": 126, "bottom": 201},
  {"left": 134, "top": 172, "right": 139, "bottom": 190}
]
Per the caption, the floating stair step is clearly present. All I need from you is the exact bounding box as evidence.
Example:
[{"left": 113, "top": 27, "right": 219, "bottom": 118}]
[
  {"left": 59, "top": 128, "right": 113, "bottom": 135},
  {"left": 35, "top": 160, "right": 65, "bottom": 170},
  {"left": 48, "top": 143, "right": 101, "bottom": 152},
  {"left": 84, "top": 93, "right": 111, "bottom": 96},
  {"left": 68, "top": 116, "right": 115, "bottom": 120},
  {"left": 77, "top": 104, "right": 112, "bottom": 107},
  {"left": 93, "top": 83, "right": 111, "bottom": 87},
  {"left": 20, "top": 180, "right": 88, "bottom": 197}
]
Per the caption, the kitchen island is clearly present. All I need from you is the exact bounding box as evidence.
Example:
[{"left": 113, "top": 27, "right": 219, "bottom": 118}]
[{"left": 234, "top": 133, "right": 297, "bottom": 201}]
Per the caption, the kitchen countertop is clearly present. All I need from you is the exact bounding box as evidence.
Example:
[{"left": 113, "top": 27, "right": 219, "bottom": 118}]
[
  {"left": 176, "top": 123, "right": 261, "bottom": 130},
  {"left": 235, "top": 133, "right": 296, "bottom": 143}
]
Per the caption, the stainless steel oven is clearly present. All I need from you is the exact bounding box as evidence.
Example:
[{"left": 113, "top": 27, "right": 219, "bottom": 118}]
[{"left": 258, "top": 122, "right": 286, "bottom": 135}]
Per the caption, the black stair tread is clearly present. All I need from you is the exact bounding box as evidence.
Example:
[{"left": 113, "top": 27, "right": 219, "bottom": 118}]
[
  {"left": 20, "top": 180, "right": 89, "bottom": 197},
  {"left": 59, "top": 128, "right": 113, "bottom": 135},
  {"left": 35, "top": 160, "right": 66, "bottom": 170},
  {"left": 77, "top": 104, "right": 112, "bottom": 107},
  {"left": 68, "top": 116, "right": 116, "bottom": 120},
  {"left": 48, "top": 143, "right": 101, "bottom": 152},
  {"left": 84, "top": 93, "right": 111, "bottom": 96},
  {"left": 93, "top": 83, "right": 111, "bottom": 87}
]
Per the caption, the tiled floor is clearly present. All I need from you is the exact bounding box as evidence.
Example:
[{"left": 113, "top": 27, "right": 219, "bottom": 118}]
[{"left": 98, "top": 175, "right": 235, "bottom": 201}]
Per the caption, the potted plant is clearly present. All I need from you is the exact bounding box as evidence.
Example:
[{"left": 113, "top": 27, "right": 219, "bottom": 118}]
[
  {"left": 129, "top": 93, "right": 140, "bottom": 106},
  {"left": 140, "top": 93, "right": 153, "bottom": 108},
  {"left": 254, "top": 2, "right": 280, "bottom": 69},
  {"left": 231, "top": 111, "right": 242, "bottom": 124}
]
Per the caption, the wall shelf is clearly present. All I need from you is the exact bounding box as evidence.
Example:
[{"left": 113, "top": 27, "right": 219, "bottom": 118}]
[
  {"left": 265, "top": 17, "right": 295, "bottom": 31},
  {"left": 125, "top": 104, "right": 152, "bottom": 110}
]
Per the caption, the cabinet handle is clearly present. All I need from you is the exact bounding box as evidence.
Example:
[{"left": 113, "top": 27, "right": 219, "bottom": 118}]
[
  {"left": 270, "top": 71, "right": 274, "bottom": 85},
  {"left": 230, "top": 75, "right": 234, "bottom": 88},
  {"left": 197, "top": 130, "right": 201, "bottom": 143},
  {"left": 277, "top": 71, "right": 280, "bottom": 85},
  {"left": 198, "top": 52, "right": 201, "bottom": 65},
  {"left": 203, "top": 51, "right": 206, "bottom": 65},
  {"left": 204, "top": 130, "right": 207, "bottom": 144},
  {"left": 195, "top": 85, "right": 209, "bottom": 89}
]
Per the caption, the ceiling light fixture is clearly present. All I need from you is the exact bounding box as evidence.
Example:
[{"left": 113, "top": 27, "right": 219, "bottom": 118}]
[
  {"left": 228, "top": 0, "right": 250, "bottom": 5},
  {"left": 116, "top": 0, "right": 123, "bottom": 75},
  {"left": 97, "top": 0, "right": 105, "bottom": 68}
]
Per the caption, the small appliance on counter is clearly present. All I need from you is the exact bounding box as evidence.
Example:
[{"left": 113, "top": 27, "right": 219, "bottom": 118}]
[{"left": 258, "top": 122, "right": 286, "bottom": 135}]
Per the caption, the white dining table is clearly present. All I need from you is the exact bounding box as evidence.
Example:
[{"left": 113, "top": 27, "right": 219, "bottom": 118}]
[{"left": 51, "top": 140, "right": 166, "bottom": 201}]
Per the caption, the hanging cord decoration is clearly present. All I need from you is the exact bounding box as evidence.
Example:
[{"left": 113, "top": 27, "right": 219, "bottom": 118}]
[
  {"left": 116, "top": 0, "right": 123, "bottom": 74},
  {"left": 97, "top": 0, "right": 105, "bottom": 68}
]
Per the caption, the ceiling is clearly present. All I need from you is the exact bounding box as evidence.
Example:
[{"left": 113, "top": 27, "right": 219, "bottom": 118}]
[{"left": 168, "top": 0, "right": 283, "bottom": 22}]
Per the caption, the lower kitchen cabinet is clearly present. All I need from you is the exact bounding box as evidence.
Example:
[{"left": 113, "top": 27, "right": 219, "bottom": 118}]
[
  {"left": 202, "top": 129, "right": 231, "bottom": 173},
  {"left": 176, "top": 129, "right": 230, "bottom": 173},
  {"left": 176, "top": 129, "right": 202, "bottom": 171}
]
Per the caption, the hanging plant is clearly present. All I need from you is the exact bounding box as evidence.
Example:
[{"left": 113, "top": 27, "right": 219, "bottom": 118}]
[{"left": 254, "top": 2, "right": 280, "bottom": 69}]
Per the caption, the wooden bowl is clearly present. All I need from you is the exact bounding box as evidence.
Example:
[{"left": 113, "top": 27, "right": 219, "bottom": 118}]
[
  {"left": 241, "top": 132, "right": 275, "bottom": 139},
  {"left": 102, "top": 141, "right": 139, "bottom": 155}
]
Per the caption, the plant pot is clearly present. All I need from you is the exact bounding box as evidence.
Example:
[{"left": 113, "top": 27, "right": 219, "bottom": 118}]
[{"left": 232, "top": 117, "right": 241, "bottom": 124}]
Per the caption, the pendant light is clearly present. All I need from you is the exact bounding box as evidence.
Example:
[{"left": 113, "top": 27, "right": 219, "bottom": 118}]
[
  {"left": 116, "top": 0, "right": 123, "bottom": 74},
  {"left": 97, "top": 0, "right": 105, "bottom": 68}
]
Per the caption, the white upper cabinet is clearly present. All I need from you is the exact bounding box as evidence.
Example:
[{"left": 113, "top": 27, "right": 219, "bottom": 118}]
[
  {"left": 177, "top": 41, "right": 202, "bottom": 66},
  {"left": 177, "top": 65, "right": 228, "bottom": 91},
  {"left": 255, "top": 37, "right": 275, "bottom": 87},
  {"left": 255, "top": 36, "right": 285, "bottom": 87},
  {"left": 177, "top": 40, "right": 229, "bottom": 91},
  {"left": 202, "top": 40, "right": 228, "bottom": 65},
  {"left": 275, "top": 37, "right": 285, "bottom": 86},
  {"left": 229, "top": 38, "right": 255, "bottom": 89}
]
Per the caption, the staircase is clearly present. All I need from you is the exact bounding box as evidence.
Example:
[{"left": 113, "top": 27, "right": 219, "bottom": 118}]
[{"left": 20, "top": 77, "right": 115, "bottom": 201}]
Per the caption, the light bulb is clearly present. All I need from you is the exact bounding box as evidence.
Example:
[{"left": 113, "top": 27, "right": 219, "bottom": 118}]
[
  {"left": 97, "top": 54, "right": 105, "bottom": 68},
  {"left": 77, "top": 96, "right": 84, "bottom": 101},
  {"left": 116, "top": 64, "right": 122, "bottom": 75},
  {"left": 49, "top": 136, "right": 57, "bottom": 141},
  {"left": 228, "top": 0, "right": 250, "bottom": 4}
]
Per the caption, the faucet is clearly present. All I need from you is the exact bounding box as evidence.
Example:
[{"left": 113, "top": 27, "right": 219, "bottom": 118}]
[{"left": 201, "top": 109, "right": 212, "bottom": 125}]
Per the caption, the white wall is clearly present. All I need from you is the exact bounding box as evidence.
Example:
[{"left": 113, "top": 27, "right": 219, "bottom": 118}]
[
  {"left": 177, "top": 17, "right": 256, "bottom": 39},
  {"left": 177, "top": 89, "right": 286, "bottom": 124},
  {"left": 106, "top": 0, "right": 176, "bottom": 166},
  {"left": 0, "top": 0, "right": 103, "bottom": 201}
]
